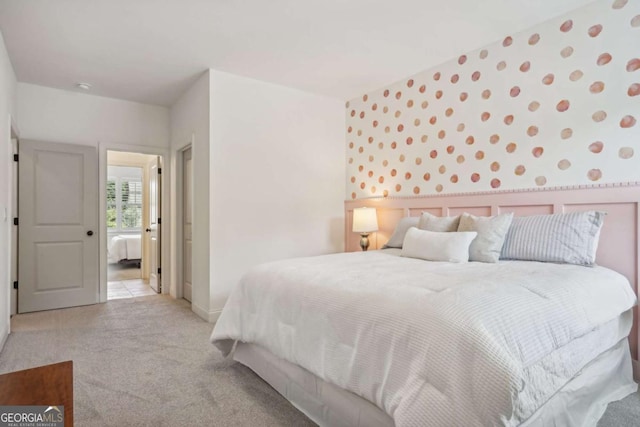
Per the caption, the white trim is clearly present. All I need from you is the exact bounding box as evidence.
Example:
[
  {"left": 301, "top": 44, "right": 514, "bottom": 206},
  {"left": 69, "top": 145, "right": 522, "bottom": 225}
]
[
  {"left": 0, "top": 322, "right": 8, "bottom": 353},
  {"left": 191, "top": 301, "right": 221, "bottom": 323},
  {"left": 348, "top": 181, "right": 640, "bottom": 201},
  {"left": 7, "top": 115, "right": 19, "bottom": 330},
  {"left": 174, "top": 140, "right": 192, "bottom": 300},
  {"left": 98, "top": 143, "right": 171, "bottom": 303}
]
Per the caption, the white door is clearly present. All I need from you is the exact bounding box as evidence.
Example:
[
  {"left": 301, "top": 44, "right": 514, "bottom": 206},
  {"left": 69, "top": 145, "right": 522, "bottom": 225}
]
[
  {"left": 147, "top": 156, "right": 161, "bottom": 293},
  {"left": 183, "top": 148, "right": 193, "bottom": 302},
  {"left": 19, "top": 140, "right": 98, "bottom": 313}
]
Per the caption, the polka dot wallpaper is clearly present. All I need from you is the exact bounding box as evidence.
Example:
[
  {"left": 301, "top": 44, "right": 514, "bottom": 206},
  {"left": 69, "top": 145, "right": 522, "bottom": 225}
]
[{"left": 346, "top": 0, "right": 639, "bottom": 200}]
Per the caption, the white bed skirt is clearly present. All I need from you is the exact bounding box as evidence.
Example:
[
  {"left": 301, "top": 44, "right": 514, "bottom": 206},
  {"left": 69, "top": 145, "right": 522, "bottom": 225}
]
[{"left": 234, "top": 340, "right": 638, "bottom": 427}]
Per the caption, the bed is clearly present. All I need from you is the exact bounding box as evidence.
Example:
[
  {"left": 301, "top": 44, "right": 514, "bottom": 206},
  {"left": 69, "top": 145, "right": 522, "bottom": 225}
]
[
  {"left": 107, "top": 234, "right": 142, "bottom": 266},
  {"left": 210, "top": 184, "right": 640, "bottom": 427}
]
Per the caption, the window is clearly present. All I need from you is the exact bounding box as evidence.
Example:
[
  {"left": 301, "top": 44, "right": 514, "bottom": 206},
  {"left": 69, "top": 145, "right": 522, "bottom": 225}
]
[
  {"left": 107, "top": 167, "right": 143, "bottom": 231},
  {"left": 121, "top": 179, "right": 142, "bottom": 229},
  {"left": 106, "top": 179, "right": 117, "bottom": 229}
]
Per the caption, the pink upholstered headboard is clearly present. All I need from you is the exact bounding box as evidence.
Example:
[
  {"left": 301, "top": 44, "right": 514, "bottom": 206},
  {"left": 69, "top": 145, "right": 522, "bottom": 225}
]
[{"left": 345, "top": 184, "right": 640, "bottom": 362}]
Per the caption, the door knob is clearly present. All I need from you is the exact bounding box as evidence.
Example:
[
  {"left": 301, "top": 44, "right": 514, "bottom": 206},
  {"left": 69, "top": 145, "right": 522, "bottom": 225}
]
[
  {"left": 86, "top": 230, "right": 94, "bottom": 236},
  {"left": 146, "top": 228, "right": 152, "bottom": 232}
]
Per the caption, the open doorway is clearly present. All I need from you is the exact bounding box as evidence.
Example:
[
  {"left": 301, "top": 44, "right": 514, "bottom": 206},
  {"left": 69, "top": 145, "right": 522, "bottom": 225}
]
[{"left": 106, "top": 151, "right": 162, "bottom": 300}]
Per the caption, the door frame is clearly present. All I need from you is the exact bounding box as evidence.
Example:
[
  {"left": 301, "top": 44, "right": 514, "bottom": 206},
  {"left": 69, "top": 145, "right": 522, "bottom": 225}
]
[
  {"left": 175, "top": 141, "right": 192, "bottom": 301},
  {"left": 7, "top": 115, "right": 20, "bottom": 321},
  {"left": 98, "top": 143, "right": 170, "bottom": 303}
]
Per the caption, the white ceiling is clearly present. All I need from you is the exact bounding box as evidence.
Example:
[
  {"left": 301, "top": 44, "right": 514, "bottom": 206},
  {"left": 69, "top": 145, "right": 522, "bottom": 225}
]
[{"left": 0, "top": 0, "right": 594, "bottom": 107}]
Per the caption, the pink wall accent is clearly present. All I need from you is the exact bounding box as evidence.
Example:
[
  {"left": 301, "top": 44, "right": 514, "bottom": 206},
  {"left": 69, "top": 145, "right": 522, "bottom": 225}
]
[{"left": 345, "top": 183, "right": 640, "bottom": 361}]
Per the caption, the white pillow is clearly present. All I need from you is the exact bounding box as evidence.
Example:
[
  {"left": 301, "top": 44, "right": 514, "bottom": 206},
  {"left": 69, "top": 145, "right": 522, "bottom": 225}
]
[
  {"left": 401, "top": 228, "right": 477, "bottom": 263},
  {"left": 383, "top": 217, "right": 420, "bottom": 248},
  {"left": 457, "top": 212, "right": 514, "bottom": 263},
  {"left": 418, "top": 212, "right": 461, "bottom": 232}
]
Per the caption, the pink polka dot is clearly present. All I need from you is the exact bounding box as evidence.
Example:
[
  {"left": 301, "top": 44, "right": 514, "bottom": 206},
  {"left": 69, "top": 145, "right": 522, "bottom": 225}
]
[
  {"left": 529, "top": 33, "right": 540, "bottom": 45},
  {"left": 503, "top": 36, "right": 513, "bottom": 47},
  {"left": 557, "top": 100, "right": 570, "bottom": 112},
  {"left": 628, "top": 83, "right": 640, "bottom": 96},
  {"left": 589, "top": 24, "right": 603, "bottom": 37},
  {"left": 590, "top": 81, "right": 605, "bottom": 93},
  {"left": 620, "top": 115, "right": 636, "bottom": 128},
  {"left": 491, "top": 179, "right": 501, "bottom": 188},
  {"left": 592, "top": 110, "right": 607, "bottom": 122},
  {"left": 520, "top": 61, "right": 531, "bottom": 72},
  {"left": 510, "top": 86, "right": 521, "bottom": 97},
  {"left": 458, "top": 55, "right": 467, "bottom": 65},
  {"left": 612, "top": 0, "right": 628, "bottom": 9},
  {"left": 561, "top": 46, "right": 574, "bottom": 58},
  {"left": 570, "top": 70, "right": 584, "bottom": 81},
  {"left": 627, "top": 59, "right": 640, "bottom": 72},
  {"left": 589, "top": 141, "right": 604, "bottom": 153},
  {"left": 542, "top": 74, "right": 554, "bottom": 85},
  {"left": 587, "top": 169, "right": 602, "bottom": 181},
  {"left": 597, "top": 53, "right": 612, "bottom": 66},
  {"left": 560, "top": 20, "right": 573, "bottom": 32}
]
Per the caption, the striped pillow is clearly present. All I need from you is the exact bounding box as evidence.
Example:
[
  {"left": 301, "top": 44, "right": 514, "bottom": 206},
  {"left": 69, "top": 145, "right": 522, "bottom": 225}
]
[{"left": 500, "top": 211, "right": 605, "bottom": 266}]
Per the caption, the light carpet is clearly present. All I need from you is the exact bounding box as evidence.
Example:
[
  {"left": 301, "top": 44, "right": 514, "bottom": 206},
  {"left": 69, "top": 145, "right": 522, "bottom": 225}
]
[
  {"left": 0, "top": 295, "right": 637, "bottom": 426},
  {"left": 0, "top": 296, "right": 314, "bottom": 427}
]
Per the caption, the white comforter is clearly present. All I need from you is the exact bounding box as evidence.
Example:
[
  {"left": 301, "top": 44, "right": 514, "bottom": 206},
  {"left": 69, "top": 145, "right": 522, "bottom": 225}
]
[
  {"left": 108, "top": 234, "right": 141, "bottom": 263},
  {"left": 210, "top": 251, "right": 637, "bottom": 426}
]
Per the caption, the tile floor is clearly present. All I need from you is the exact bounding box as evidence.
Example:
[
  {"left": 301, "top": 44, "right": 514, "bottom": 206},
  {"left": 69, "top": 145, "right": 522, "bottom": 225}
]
[{"left": 107, "top": 279, "right": 157, "bottom": 300}]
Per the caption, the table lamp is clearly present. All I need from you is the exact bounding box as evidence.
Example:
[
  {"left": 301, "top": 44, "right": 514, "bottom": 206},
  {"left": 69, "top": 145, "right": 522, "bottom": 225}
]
[{"left": 352, "top": 207, "right": 378, "bottom": 251}]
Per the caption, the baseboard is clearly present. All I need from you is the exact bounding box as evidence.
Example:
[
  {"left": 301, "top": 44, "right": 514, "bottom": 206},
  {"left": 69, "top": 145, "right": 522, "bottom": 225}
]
[
  {"left": 0, "top": 322, "right": 9, "bottom": 354},
  {"left": 191, "top": 302, "right": 222, "bottom": 323},
  {"left": 633, "top": 359, "right": 640, "bottom": 383}
]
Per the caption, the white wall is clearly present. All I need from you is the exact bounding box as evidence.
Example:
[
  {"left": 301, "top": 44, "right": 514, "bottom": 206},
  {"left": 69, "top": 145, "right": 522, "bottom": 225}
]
[
  {"left": 15, "top": 83, "right": 171, "bottom": 304},
  {"left": 0, "top": 30, "right": 17, "bottom": 351},
  {"left": 17, "top": 83, "right": 169, "bottom": 147},
  {"left": 208, "top": 70, "right": 345, "bottom": 317},
  {"left": 169, "top": 71, "right": 211, "bottom": 319}
]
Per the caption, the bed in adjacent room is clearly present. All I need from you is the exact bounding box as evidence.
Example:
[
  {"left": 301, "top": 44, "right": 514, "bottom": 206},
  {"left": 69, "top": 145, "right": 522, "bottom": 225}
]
[
  {"left": 210, "top": 185, "right": 640, "bottom": 427},
  {"left": 108, "top": 234, "right": 142, "bottom": 266}
]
